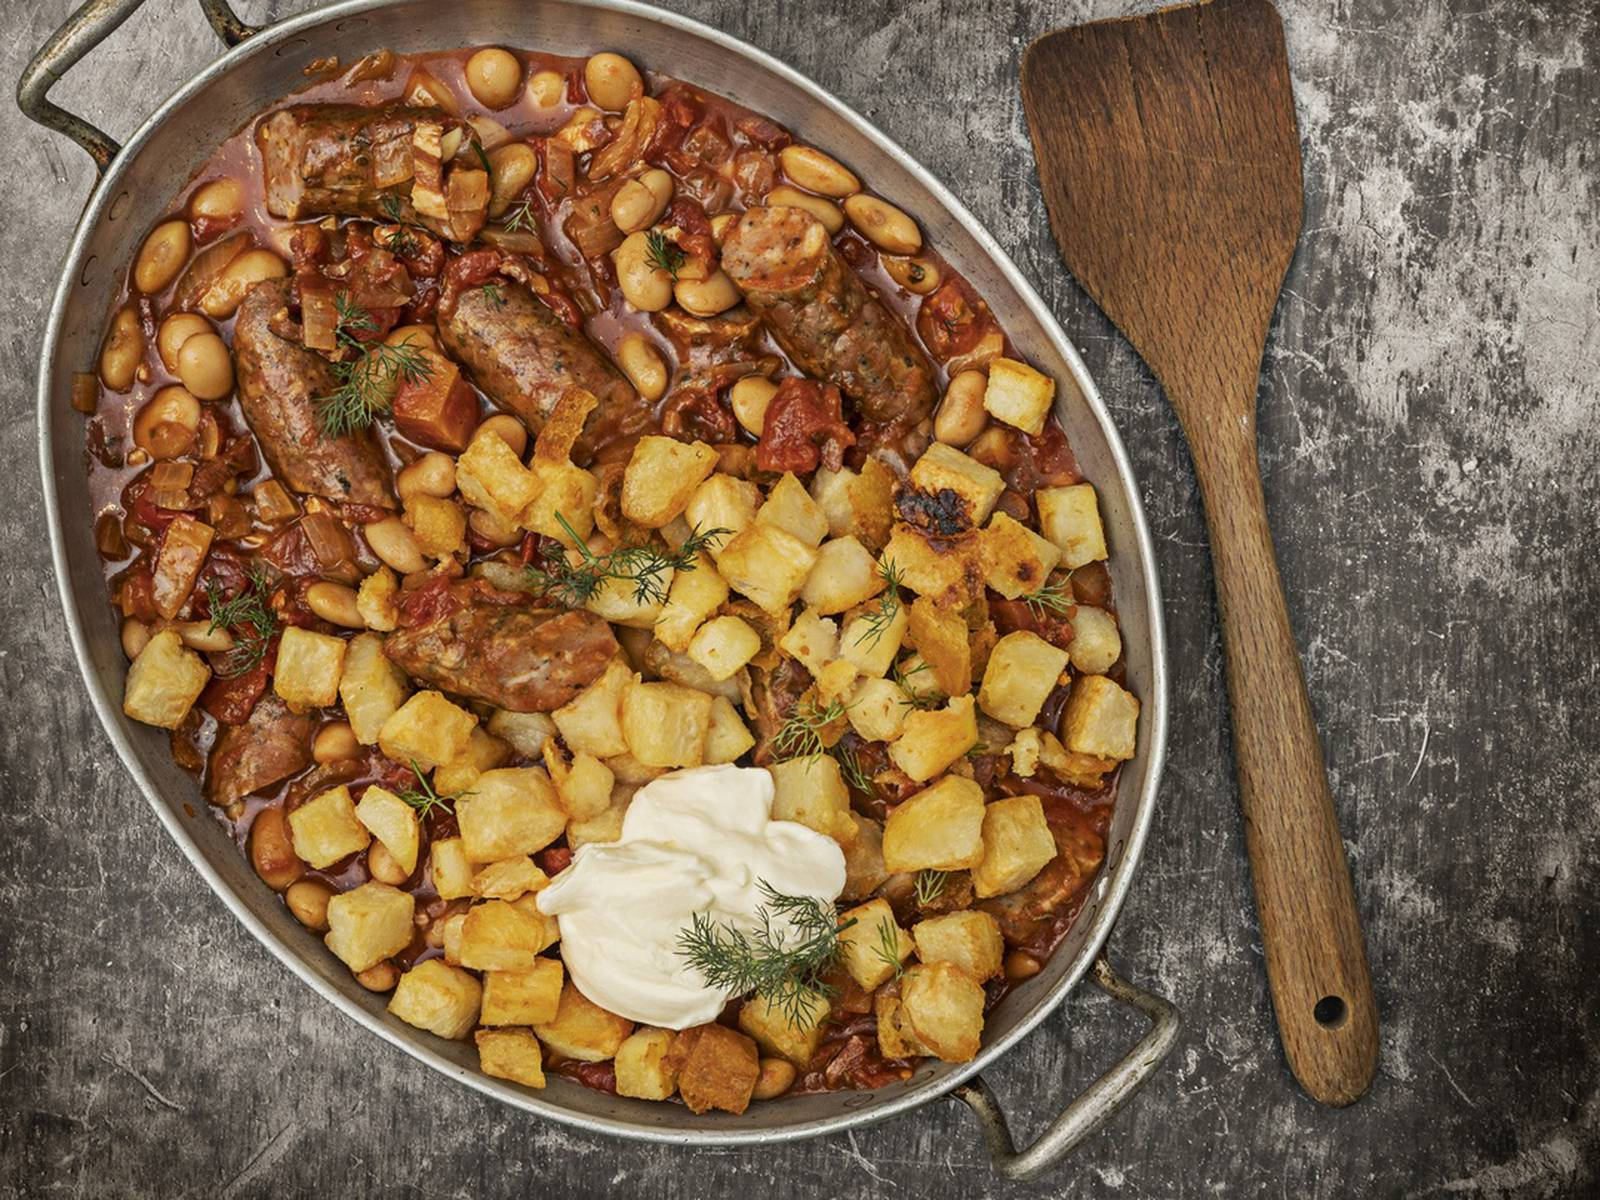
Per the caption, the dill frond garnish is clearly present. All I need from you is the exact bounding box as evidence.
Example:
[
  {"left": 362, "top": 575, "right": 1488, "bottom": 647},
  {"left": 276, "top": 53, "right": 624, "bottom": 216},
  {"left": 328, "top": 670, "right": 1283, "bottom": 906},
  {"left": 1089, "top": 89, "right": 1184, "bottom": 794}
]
[
  {"left": 314, "top": 292, "right": 436, "bottom": 438},
  {"left": 850, "top": 560, "right": 904, "bottom": 652},
  {"left": 871, "top": 915, "right": 906, "bottom": 981},
  {"left": 479, "top": 282, "right": 507, "bottom": 307},
  {"left": 501, "top": 197, "right": 538, "bottom": 234},
  {"left": 832, "top": 739, "right": 874, "bottom": 794},
  {"left": 771, "top": 698, "right": 847, "bottom": 761},
  {"left": 645, "top": 229, "right": 686, "bottom": 279},
  {"left": 675, "top": 881, "right": 855, "bottom": 1030},
  {"left": 396, "top": 760, "right": 470, "bottom": 820},
  {"left": 204, "top": 566, "right": 276, "bottom": 679},
  {"left": 913, "top": 868, "right": 948, "bottom": 908},
  {"left": 524, "top": 514, "right": 730, "bottom": 608},
  {"left": 1021, "top": 578, "right": 1074, "bottom": 620}
]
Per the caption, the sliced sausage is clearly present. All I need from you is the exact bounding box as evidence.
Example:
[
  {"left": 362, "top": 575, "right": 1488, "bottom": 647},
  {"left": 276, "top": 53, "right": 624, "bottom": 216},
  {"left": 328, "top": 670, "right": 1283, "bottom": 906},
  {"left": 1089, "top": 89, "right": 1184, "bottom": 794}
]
[
  {"left": 206, "top": 694, "right": 315, "bottom": 808},
  {"left": 721, "top": 206, "right": 937, "bottom": 427},
  {"left": 383, "top": 587, "right": 619, "bottom": 711},
  {"left": 232, "top": 278, "right": 397, "bottom": 509}
]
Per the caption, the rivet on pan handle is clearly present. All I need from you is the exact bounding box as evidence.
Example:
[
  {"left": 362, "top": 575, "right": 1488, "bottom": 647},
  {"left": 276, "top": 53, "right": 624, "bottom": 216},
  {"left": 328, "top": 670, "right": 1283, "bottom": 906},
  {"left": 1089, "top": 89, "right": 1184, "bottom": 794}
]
[
  {"left": 951, "top": 955, "right": 1179, "bottom": 1181},
  {"left": 17, "top": 0, "right": 261, "bottom": 173}
]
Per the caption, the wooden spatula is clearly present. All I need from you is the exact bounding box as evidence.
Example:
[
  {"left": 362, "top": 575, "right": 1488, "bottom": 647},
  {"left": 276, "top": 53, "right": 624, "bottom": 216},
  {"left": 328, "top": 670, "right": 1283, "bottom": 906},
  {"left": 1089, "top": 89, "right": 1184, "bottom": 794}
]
[{"left": 1021, "top": 0, "right": 1378, "bottom": 1106}]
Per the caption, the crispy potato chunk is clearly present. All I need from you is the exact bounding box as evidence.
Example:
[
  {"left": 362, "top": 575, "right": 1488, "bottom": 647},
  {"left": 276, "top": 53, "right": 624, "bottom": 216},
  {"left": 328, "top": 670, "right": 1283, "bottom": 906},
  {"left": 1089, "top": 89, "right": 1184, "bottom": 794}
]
[
  {"left": 980, "top": 512, "right": 1063, "bottom": 599},
  {"left": 273, "top": 626, "right": 346, "bottom": 710},
  {"left": 705, "top": 696, "right": 756, "bottom": 764},
  {"left": 471, "top": 856, "right": 550, "bottom": 901},
  {"left": 584, "top": 552, "right": 670, "bottom": 630},
  {"left": 324, "top": 881, "right": 414, "bottom": 973},
  {"left": 972, "top": 794, "right": 1058, "bottom": 898},
  {"left": 480, "top": 959, "right": 565, "bottom": 1025},
  {"left": 1038, "top": 730, "right": 1118, "bottom": 789},
  {"left": 621, "top": 679, "right": 713, "bottom": 768},
  {"left": 460, "top": 898, "right": 559, "bottom": 970},
  {"left": 534, "top": 981, "right": 634, "bottom": 1061},
  {"left": 615, "top": 1028, "right": 681, "bottom": 1100},
  {"left": 845, "top": 676, "right": 909, "bottom": 743},
  {"left": 838, "top": 596, "right": 908, "bottom": 678},
  {"left": 288, "top": 784, "right": 370, "bottom": 869},
  {"left": 405, "top": 494, "right": 467, "bottom": 559},
  {"left": 716, "top": 522, "right": 818, "bottom": 615},
  {"left": 906, "top": 596, "right": 971, "bottom": 696},
  {"left": 433, "top": 726, "right": 511, "bottom": 795},
  {"left": 1068, "top": 605, "right": 1122, "bottom": 674},
  {"left": 1037, "top": 483, "right": 1107, "bottom": 569},
  {"left": 687, "top": 615, "right": 761, "bottom": 681},
  {"left": 802, "top": 535, "right": 886, "bottom": 615},
  {"left": 808, "top": 465, "right": 858, "bottom": 537},
  {"left": 882, "top": 775, "right": 986, "bottom": 872},
  {"left": 840, "top": 814, "right": 890, "bottom": 902},
  {"left": 882, "top": 522, "right": 979, "bottom": 606},
  {"left": 524, "top": 459, "right": 600, "bottom": 543},
  {"left": 566, "top": 785, "right": 634, "bottom": 848},
  {"left": 389, "top": 959, "right": 482, "bottom": 1039},
  {"left": 622, "top": 435, "right": 720, "bottom": 527},
  {"left": 487, "top": 708, "right": 558, "bottom": 757},
  {"left": 653, "top": 553, "right": 730, "bottom": 651},
  {"left": 683, "top": 473, "right": 761, "bottom": 560},
  {"left": 545, "top": 746, "right": 615, "bottom": 821},
  {"left": 982, "top": 357, "right": 1055, "bottom": 436},
  {"left": 669, "top": 1023, "right": 760, "bottom": 1115},
  {"left": 354, "top": 785, "right": 421, "bottom": 875},
  {"left": 849, "top": 457, "right": 897, "bottom": 551},
  {"left": 887, "top": 695, "right": 978, "bottom": 782},
  {"left": 552, "top": 657, "right": 632, "bottom": 757},
  {"left": 339, "top": 632, "right": 410, "bottom": 745},
  {"left": 475, "top": 1027, "right": 546, "bottom": 1088},
  {"left": 769, "top": 755, "right": 856, "bottom": 847},
  {"left": 123, "top": 629, "right": 210, "bottom": 729},
  {"left": 356, "top": 566, "right": 400, "bottom": 631},
  {"left": 378, "top": 690, "right": 477, "bottom": 771},
  {"left": 908, "top": 442, "right": 1005, "bottom": 526},
  {"left": 900, "top": 961, "right": 985, "bottom": 1062},
  {"left": 457, "top": 428, "right": 541, "bottom": 525},
  {"left": 757, "top": 472, "right": 829, "bottom": 546},
  {"left": 978, "top": 630, "right": 1070, "bottom": 728},
  {"left": 429, "top": 836, "right": 474, "bottom": 900},
  {"left": 913, "top": 910, "right": 1004, "bottom": 980},
  {"left": 455, "top": 768, "right": 566, "bottom": 861},
  {"left": 737, "top": 991, "right": 831, "bottom": 1067},
  {"left": 875, "top": 989, "right": 927, "bottom": 1058},
  {"left": 1060, "top": 674, "right": 1140, "bottom": 761},
  {"left": 778, "top": 608, "right": 839, "bottom": 677},
  {"left": 838, "top": 897, "right": 913, "bottom": 990}
]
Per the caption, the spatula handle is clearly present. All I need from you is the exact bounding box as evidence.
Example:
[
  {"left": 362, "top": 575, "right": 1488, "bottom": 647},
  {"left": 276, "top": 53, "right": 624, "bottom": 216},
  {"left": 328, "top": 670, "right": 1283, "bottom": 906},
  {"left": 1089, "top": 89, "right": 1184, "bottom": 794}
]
[{"left": 1189, "top": 423, "right": 1378, "bottom": 1106}]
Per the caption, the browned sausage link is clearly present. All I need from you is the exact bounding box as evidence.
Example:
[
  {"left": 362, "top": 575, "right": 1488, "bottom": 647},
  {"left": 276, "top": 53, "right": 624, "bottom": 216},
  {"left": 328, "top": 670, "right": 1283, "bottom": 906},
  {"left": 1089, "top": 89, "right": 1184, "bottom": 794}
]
[
  {"left": 206, "top": 694, "right": 316, "bottom": 808},
  {"left": 257, "top": 103, "right": 440, "bottom": 227},
  {"left": 383, "top": 593, "right": 620, "bottom": 712},
  {"left": 437, "top": 268, "right": 648, "bottom": 457},
  {"left": 720, "top": 206, "right": 938, "bottom": 426},
  {"left": 232, "top": 278, "right": 398, "bottom": 509}
]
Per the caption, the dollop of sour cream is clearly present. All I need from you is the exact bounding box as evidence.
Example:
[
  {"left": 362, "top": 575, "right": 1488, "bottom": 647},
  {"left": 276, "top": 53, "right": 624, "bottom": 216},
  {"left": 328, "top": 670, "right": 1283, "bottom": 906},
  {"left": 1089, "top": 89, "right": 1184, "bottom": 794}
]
[{"left": 535, "top": 764, "right": 846, "bottom": 1029}]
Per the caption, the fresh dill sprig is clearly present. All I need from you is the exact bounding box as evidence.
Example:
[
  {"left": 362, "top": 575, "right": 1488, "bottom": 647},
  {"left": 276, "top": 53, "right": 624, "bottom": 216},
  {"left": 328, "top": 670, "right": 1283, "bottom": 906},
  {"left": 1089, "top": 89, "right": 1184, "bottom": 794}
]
[
  {"left": 890, "top": 656, "right": 940, "bottom": 712},
  {"left": 913, "top": 868, "right": 948, "bottom": 908},
  {"left": 501, "top": 197, "right": 537, "bottom": 234},
  {"left": 645, "top": 229, "right": 686, "bottom": 279},
  {"left": 525, "top": 514, "right": 730, "bottom": 608},
  {"left": 314, "top": 292, "right": 436, "bottom": 437},
  {"left": 771, "top": 698, "right": 847, "bottom": 761},
  {"left": 1021, "top": 578, "right": 1074, "bottom": 620},
  {"left": 675, "top": 880, "right": 855, "bottom": 1031},
  {"left": 377, "top": 193, "right": 430, "bottom": 246},
  {"left": 871, "top": 915, "right": 905, "bottom": 981},
  {"left": 204, "top": 566, "right": 276, "bottom": 679},
  {"left": 395, "top": 760, "right": 469, "bottom": 820},
  {"left": 831, "top": 739, "right": 873, "bottom": 794},
  {"left": 851, "top": 560, "right": 904, "bottom": 652},
  {"left": 479, "top": 282, "right": 507, "bottom": 308}
]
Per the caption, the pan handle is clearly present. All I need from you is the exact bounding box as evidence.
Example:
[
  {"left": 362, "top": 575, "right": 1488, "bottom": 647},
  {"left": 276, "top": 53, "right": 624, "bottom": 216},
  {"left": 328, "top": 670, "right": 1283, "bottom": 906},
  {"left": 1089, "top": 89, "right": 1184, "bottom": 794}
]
[
  {"left": 17, "top": 0, "right": 260, "bottom": 173},
  {"left": 951, "top": 955, "right": 1179, "bottom": 1181}
]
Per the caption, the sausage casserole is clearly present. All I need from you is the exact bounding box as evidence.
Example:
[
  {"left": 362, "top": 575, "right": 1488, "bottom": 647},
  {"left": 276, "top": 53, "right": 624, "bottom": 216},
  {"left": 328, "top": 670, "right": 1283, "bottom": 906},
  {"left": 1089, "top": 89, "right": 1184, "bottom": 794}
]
[{"left": 83, "top": 43, "right": 1140, "bottom": 1115}]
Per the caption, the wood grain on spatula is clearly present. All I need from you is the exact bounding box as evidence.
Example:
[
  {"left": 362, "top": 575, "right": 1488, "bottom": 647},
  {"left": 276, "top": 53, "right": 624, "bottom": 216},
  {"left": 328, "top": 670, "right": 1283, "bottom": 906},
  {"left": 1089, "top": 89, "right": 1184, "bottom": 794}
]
[{"left": 1021, "top": 0, "right": 1378, "bottom": 1106}]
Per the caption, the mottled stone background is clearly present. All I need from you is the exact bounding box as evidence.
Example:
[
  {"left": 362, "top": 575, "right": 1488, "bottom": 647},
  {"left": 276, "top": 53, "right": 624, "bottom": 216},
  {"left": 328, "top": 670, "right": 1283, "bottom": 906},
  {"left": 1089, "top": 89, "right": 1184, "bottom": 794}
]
[{"left": 2, "top": 0, "right": 1595, "bottom": 1196}]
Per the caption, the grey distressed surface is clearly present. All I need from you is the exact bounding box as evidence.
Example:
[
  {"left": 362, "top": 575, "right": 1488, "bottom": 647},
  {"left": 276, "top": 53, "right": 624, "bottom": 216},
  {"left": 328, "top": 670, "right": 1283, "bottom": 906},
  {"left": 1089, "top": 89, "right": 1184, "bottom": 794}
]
[{"left": 2, "top": 0, "right": 1596, "bottom": 1196}]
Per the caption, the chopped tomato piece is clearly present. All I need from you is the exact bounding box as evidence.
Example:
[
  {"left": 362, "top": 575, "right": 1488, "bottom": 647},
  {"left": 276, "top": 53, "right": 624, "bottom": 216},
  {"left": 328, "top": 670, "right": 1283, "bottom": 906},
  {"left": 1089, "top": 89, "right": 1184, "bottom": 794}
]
[{"left": 754, "top": 379, "right": 856, "bottom": 474}]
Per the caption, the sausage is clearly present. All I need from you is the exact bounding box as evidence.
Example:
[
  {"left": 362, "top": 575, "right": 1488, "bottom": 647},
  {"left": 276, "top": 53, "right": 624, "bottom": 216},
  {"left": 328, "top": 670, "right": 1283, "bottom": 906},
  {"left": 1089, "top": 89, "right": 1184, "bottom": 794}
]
[
  {"left": 436, "top": 254, "right": 650, "bottom": 458},
  {"left": 257, "top": 104, "right": 431, "bottom": 224},
  {"left": 383, "top": 586, "right": 619, "bottom": 711},
  {"left": 232, "top": 278, "right": 397, "bottom": 509},
  {"left": 720, "top": 205, "right": 937, "bottom": 426},
  {"left": 206, "top": 694, "right": 315, "bottom": 808}
]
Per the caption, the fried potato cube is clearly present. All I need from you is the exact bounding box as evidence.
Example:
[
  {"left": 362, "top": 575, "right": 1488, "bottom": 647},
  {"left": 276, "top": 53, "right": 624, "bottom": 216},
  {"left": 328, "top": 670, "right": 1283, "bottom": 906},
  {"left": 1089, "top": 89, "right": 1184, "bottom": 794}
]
[
  {"left": 404, "top": 494, "right": 467, "bottom": 559},
  {"left": 978, "top": 630, "right": 1070, "bottom": 728},
  {"left": 355, "top": 566, "right": 399, "bottom": 632},
  {"left": 894, "top": 653, "right": 946, "bottom": 706},
  {"left": 875, "top": 990, "right": 928, "bottom": 1058},
  {"left": 273, "top": 626, "right": 346, "bottom": 710},
  {"left": 883, "top": 522, "right": 979, "bottom": 605},
  {"left": 982, "top": 357, "right": 1056, "bottom": 436},
  {"left": 621, "top": 435, "right": 720, "bottom": 527},
  {"left": 840, "top": 814, "right": 890, "bottom": 902},
  {"left": 906, "top": 596, "right": 971, "bottom": 696},
  {"left": 1061, "top": 674, "right": 1139, "bottom": 761},
  {"left": 699, "top": 697, "right": 750, "bottom": 764},
  {"left": 429, "top": 836, "right": 474, "bottom": 900},
  {"left": 552, "top": 657, "right": 631, "bottom": 757},
  {"left": 882, "top": 774, "right": 986, "bottom": 872},
  {"left": 839, "top": 597, "right": 908, "bottom": 679},
  {"left": 324, "top": 881, "right": 415, "bottom": 973},
  {"left": 1037, "top": 483, "right": 1107, "bottom": 569},
  {"left": 534, "top": 981, "right": 634, "bottom": 1061},
  {"left": 801, "top": 536, "right": 886, "bottom": 615},
  {"left": 687, "top": 615, "right": 761, "bottom": 681},
  {"left": 460, "top": 898, "right": 558, "bottom": 970},
  {"left": 434, "top": 726, "right": 511, "bottom": 796},
  {"left": 614, "top": 1028, "right": 680, "bottom": 1100},
  {"left": 908, "top": 442, "right": 1005, "bottom": 526},
  {"left": 715, "top": 522, "right": 818, "bottom": 615},
  {"left": 845, "top": 676, "right": 909, "bottom": 743},
  {"left": 778, "top": 608, "right": 838, "bottom": 676},
  {"left": 900, "top": 961, "right": 985, "bottom": 1062},
  {"left": 737, "top": 991, "right": 831, "bottom": 1067},
  {"left": 812, "top": 658, "right": 858, "bottom": 706},
  {"left": 378, "top": 689, "right": 477, "bottom": 771},
  {"left": 457, "top": 428, "right": 540, "bottom": 525},
  {"left": 455, "top": 768, "right": 566, "bottom": 861},
  {"left": 972, "top": 795, "right": 1058, "bottom": 898},
  {"left": 913, "top": 909, "right": 1004, "bottom": 980},
  {"left": 683, "top": 473, "right": 761, "bottom": 560},
  {"left": 809, "top": 465, "right": 858, "bottom": 537},
  {"left": 1068, "top": 605, "right": 1122, "bottom": 675},
  {"left": 339, "top": 632, "right": 410, "bottom": 745},
  {"left": 848, "top": 457, "right": 897, "bottom": 551},
  {"left": 480, "top": 959, "right": 564, "bottom": 1025},
  {"left": 1008, "top": 726, "right": 1043, "bottom": 778},
  {"left": 887, "top": 695, "right": 978, "bottom": 782},
  {"left": 621, "top": 680, "right": 713, "bottom": 768},
  {"left": 585, "top": 558, "right": 670, "bottom": 630},
  {"left": 388, "top": 958, "right": 482, "bottom": 1039},
  {"left": 668, "top": 1023, "right": 760, "bottom": 1115},
  {"left": 653, "top": 553, "right": 729, "bottom": 651},
  {"left": 487, "top": 708, "right": 558, "bottom": 757},
  {"left": 1038, "top": 730, "right": 1118, "bottom": 790},
  {"left": 475, "top": 1027, "right": 545, "bottom": 1088},
  {"left": 981, "top": 512, "right": 1063, "bottom": 599},
  {"left": 757, "top": 471, "right": 829, "bottom": 546},
  {"left": 471, "top": 856, "right": 550, "bottom": 901},
  {"left": 546, "top": 748, "right": 615, "bottom": 821},
  {"left": 354, "top": 785, "right": 421, "bottom": 875},
  {"left": 288, "top": 784, "right": 369, "bottom": 869},
  {"left": 838, "top": 897, "right": 913, "bottom": 990},
  {"left": 122, "top": 629, "right": 209, "bottom": 729},
  {"left": 768, "top": 755, "right": 856, "bottom": 847},
  {"left": 566, "top": 785, "right": 634, "bottom": 848},
  {"left": 523, "top": 459, "right": 600, "bottom": 543}
]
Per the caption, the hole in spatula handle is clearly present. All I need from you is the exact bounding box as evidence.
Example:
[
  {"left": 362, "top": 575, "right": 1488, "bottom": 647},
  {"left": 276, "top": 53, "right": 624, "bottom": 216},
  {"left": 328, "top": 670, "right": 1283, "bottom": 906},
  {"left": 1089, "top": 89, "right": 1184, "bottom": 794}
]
[{"left": 1314, "top": 995, "right": 1348, "bottom": 1029}]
